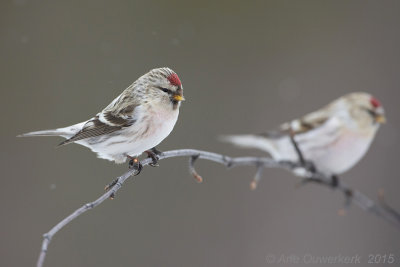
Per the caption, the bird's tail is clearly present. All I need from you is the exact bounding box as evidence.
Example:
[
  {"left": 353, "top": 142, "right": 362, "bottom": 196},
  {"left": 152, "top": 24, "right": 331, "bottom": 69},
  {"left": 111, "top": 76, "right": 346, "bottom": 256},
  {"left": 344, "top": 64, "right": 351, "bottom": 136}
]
[
  {"left": 220, "top": 134, "right": 281, "bottom": 159},
  {"left": 17, "top": 128, "right": 70, "bottom": 138},
  {"left": 17, "top": 122, "right": 85, "bottom": 139}
]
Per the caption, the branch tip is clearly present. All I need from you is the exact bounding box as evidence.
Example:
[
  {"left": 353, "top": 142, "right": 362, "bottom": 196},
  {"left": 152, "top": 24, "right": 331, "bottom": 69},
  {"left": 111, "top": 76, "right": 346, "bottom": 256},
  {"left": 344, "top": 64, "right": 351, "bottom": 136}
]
[
  {"left": 338, "top": 208, "right": 347, "bottom": 216},
  {"left": 250, "top": 180, "right": 257, "bottom": 190},
  {"left": 189, "top": 155, "right": 203, "bottom": 183},
  {"left": 250, "top": 165, "right": 263, "bottom": 190},
  {"left": 378, "top": 188, "right": 385, "bottom": 201},
  {"left": 193, "top": 172, "right": 203, "bottom": 183}
]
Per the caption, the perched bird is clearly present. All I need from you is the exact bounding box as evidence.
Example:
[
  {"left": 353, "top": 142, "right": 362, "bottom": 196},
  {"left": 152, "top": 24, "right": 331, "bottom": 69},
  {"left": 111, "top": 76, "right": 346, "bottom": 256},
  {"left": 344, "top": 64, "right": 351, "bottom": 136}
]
[
  {"left": 222, "top": 92, "right": 385, "bottom": 177},
  {"left": 19, "top": 67, "right": 184, "bottom": 170}
]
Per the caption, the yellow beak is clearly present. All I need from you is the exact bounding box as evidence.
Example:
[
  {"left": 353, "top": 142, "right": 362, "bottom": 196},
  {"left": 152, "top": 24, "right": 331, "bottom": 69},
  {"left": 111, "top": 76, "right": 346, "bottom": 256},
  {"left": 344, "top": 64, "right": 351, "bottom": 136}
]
[
  {"left": 173, "top": 94, "right": 185, "bottom": 102},
  {"left": 375, "top": 114, "right": 386, "bottom": 124}
]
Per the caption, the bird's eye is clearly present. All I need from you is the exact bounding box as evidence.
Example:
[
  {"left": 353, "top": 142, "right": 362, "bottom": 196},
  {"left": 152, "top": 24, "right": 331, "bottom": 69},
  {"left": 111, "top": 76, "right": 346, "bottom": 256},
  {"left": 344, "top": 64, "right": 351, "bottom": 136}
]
[
  {"left": 159, "top": 87, "right": 170, "bottom": 93},
  {"left": 366, "top": 109, "right": 376, "bottom": 117}
]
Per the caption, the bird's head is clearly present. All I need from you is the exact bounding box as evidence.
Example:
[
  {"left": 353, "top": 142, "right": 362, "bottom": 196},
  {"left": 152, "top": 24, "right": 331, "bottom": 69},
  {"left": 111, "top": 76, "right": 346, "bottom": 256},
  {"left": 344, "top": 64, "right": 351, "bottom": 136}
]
[
  {"left": 341, "top": 92, "right": 386, "bottom": 131},
  {"left": 143, "top": 67, "right": 184, "bottom": 110}
]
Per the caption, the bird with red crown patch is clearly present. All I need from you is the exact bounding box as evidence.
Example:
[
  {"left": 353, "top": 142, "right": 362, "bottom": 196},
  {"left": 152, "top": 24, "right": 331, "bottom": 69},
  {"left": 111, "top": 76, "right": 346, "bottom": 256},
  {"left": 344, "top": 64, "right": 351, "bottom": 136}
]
[
  {"left": 19, "top": 67, "right": 185, "bottom": 173},
  {"left": 222, "top": 92, "right": 385, "bottom": 177}
]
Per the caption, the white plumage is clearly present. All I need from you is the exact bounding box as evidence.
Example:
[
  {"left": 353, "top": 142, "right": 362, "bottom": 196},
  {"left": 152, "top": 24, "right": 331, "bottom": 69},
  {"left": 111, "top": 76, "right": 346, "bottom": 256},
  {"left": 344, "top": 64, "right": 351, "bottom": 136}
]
[
  {"left": 19, "top": 67, "right": 184, "bottom": 164},
  {"left": 222, "top": 92, "right": 385, "bottom": 176}
]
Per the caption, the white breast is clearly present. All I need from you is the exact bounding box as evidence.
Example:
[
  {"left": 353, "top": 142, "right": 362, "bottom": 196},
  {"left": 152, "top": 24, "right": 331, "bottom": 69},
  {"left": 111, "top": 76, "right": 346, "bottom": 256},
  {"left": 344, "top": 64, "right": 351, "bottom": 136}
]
[
  {"left": 272, "top": 117, "right": 377, "bottom": 176},
  {"left": 303, "top": 130, "right": 375, "bottom": 175}
]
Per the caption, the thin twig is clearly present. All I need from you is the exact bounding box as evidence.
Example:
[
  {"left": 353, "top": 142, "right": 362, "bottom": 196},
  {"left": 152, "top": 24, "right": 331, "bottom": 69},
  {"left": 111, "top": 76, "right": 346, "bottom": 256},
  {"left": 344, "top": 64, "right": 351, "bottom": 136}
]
[
  {"left": 189, "top": 154, "right": 203, "bottom": 183},
  {"left": 37, "top": 149, "right": 400, "bottom": 267},
  {"left": 250, "top": 163, "right": 264, "bottom": 190},
  {"left": 289, "top": 128, "right": 306, "bottom": 166}
]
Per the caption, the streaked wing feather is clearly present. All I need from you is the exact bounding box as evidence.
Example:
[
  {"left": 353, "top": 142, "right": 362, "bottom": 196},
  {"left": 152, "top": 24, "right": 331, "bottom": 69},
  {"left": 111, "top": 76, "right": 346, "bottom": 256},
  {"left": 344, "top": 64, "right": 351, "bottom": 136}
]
[
  {"left": 58, "top": 118, "right": 123, "bottom": 146},
  {"left": 58, "top": 103, "right": 139, "bottom": 146},
  {"left": 258, "top": 109, "right": 330, "bottom": 139},
  {"left": 58, "top": 84, "right": 142, "bottom": 146}
]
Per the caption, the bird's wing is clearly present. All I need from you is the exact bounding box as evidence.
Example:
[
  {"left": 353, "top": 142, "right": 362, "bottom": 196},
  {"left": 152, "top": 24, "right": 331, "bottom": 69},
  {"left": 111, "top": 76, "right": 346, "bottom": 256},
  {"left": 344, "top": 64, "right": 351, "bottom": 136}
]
[
  {"left": 58, "top": 96, "right": 140, "bottom": 146},
  {"left": 57, "top": 118, "right": 121, "bottom": 146},
  {"left": 259, "top": 107, "right": 331, "bottom": 139}
]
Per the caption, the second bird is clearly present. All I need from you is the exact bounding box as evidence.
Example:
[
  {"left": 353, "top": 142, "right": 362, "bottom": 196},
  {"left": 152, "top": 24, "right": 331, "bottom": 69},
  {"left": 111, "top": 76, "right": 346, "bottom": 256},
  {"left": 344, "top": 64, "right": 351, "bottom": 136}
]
[{"left": 223, "top": 92, "right": 385, "bottom": 177}]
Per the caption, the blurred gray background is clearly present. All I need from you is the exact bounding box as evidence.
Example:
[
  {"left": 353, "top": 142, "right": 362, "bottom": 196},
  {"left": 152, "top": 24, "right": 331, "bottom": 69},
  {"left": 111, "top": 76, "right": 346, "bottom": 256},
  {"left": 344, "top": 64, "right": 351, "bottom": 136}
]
[{"left": 1, "top": 0, "right": 400, "bottom": 266}]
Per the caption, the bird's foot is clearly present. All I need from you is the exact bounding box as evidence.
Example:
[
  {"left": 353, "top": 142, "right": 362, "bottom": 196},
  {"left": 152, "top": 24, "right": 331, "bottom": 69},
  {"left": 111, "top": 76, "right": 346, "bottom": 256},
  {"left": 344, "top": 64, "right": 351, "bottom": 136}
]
[
  {"left": 145, "top": 147, "right": 162, "bottom": 167},
  {"left": 127, "top": 156, "right": 143, "bottom": 175},
  {"left": 333, "top": 176, "right": 353, "bottom": 207},
  {"left": 302, "top": 160, "right": 317, "bottom": 175},
  {"left": 296, "top": 176, "right": 323, "bottom": 188},
  {"left": 104, "top": 178, "right": 119, "bottom": 199},
  {"left": 331, "top": 175, "right": 339, "bottom": 188},
  {"left": 297, "top": 174, "right": 339, "bottom": 188}
]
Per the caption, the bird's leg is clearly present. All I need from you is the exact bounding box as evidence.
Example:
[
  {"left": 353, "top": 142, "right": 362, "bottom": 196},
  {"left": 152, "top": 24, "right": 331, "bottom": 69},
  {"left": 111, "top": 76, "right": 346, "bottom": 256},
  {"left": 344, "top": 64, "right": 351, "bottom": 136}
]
[
  {"left": 303, "top": 160, "right": 317, "bottom": 175},
  {"left": 330, "top": 175, "right": 353, "bottom": 207},
  {"left": 127, "top": 155, "right": 143, "bottom": 175},
  {"left": 296, "top": 176, "right": 323, "bottom": 188},
  {"left": 145, "top": 147, "right": 162, "bottom": 167},
  {"left": 151, "top": 147, "right": 162, "bottom": 155},
  {"left": 331, "top": 175, "right": 339, "bottom": 188}
]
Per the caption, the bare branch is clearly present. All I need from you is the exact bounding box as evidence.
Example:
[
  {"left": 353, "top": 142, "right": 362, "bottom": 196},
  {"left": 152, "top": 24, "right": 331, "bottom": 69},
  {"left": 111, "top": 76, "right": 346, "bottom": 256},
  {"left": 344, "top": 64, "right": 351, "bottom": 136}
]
[
  {"left": 189, "top": 154, "right": 203, "bottom": 183},
  {"left": 250, "top": 164, "right": 264, "bottom": 190},
  {"left": 37, "top": 149, "right": 400, "bottom": 267}
]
